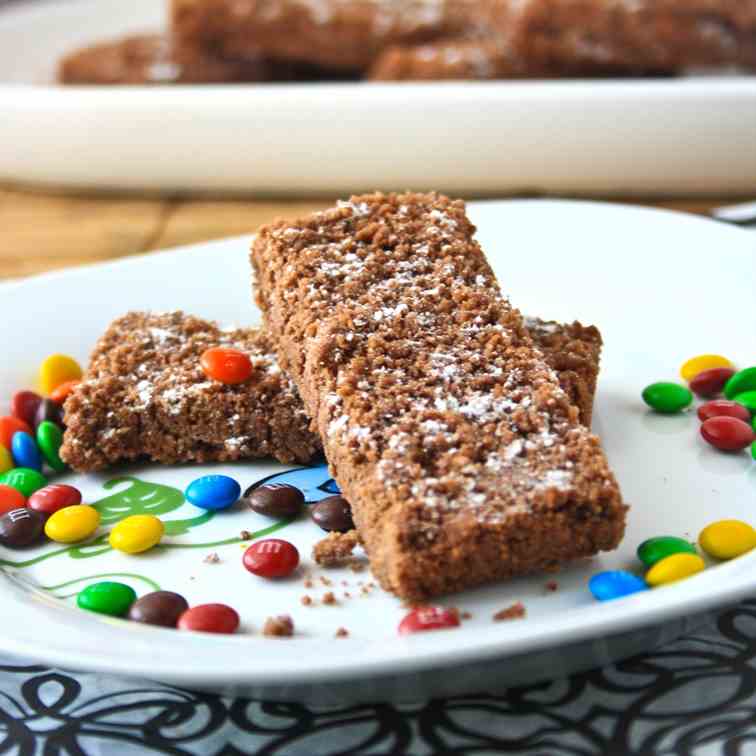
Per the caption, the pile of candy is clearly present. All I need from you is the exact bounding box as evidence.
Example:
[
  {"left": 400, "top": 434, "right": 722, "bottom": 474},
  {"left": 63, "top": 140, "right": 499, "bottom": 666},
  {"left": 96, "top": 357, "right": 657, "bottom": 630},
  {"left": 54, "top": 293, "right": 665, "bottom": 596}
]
[
  {"left": 642, "top": 354, "right": 756, "bottom": 457},
  {"left": 590, "top": 519, "right": 756, "bottom": 601}
]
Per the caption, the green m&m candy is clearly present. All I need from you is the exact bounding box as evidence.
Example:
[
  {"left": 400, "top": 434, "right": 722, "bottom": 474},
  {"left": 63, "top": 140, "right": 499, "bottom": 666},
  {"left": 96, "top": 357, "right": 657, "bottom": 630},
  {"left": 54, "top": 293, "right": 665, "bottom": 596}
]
[
  {"left": 724, "top": 367, "right": 756, "bottom": 400},
  {"left": 0, "top": 467, "right": 47, "bottom": 497},
  {"left": 733, "top": 391, "right": 756, "bottom": 416},
  {"left": 637, "top": 536, "right": 698, "bottom": 568},
  {"left": 642, "top": 382, "right": 693, "bottom": 413},
  {"left": 77, "top": 582, "right": 137, "bottom": 617},
  {"left": 36, "top": 421, "right": 66, "bottom": 473}
]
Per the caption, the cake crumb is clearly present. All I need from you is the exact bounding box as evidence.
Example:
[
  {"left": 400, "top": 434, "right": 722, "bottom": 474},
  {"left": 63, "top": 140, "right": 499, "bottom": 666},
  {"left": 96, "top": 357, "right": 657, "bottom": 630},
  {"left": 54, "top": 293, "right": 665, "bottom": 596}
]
[
  {"left": 304, "top": 578, "right": 314, "bottom": 589},
  {"left": 301, "top": 595, "right": 313, "bottom": 606},
  {"left": 545, "top": 581, "right": 558, "bottom": 592},
  {"left": 313, "top": 529, "right": 362, "bottom": 567},
  {"left": 203, "top": 552, "right": 220, "bottom": 564},
  {"left": 263, "top": 615, "right": 294, "bottom": 637},
  {"left": 320, "top": 576, "right": 333, "bottom": 587},
  {"left": 493, "top": 602, "right": 526, "bottom": 621},
  {"left": 461, "top": 611, "right": 472, "bottom": 620},
  {"left": 322, "top": 591, "right": 337, "bottom": 605},
  {"left": 335, "top": 627, "right": 349, "bottom": 638},
  {"left": 240, "top": 530, "right": 252, "bottom": 540},
  {"left": 343, "top": 591, "right": 351, "bottom": 599}
]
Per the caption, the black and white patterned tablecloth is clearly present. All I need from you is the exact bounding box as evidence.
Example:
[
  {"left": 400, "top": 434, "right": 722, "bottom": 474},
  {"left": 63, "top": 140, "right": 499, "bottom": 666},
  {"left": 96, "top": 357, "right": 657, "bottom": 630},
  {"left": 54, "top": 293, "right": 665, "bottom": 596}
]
[{"left": 2, "top": 598, "right": 756, "bottom": 755}]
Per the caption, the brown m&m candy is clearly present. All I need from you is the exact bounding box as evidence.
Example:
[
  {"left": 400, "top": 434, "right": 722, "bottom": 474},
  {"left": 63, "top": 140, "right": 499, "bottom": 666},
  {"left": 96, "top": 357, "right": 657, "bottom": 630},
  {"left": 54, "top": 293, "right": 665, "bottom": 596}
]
[
  {"left": 310, "top": 495, "right": 354, "bottom": 533},
  {"left": 34, "top": 399, "right": 64, "bottom": 430},
  {"left": 128, "top": 591, "right": 190, "bottom": 628},
  {"left": 0, "top": 508, "right": 46, "bottom": 548},
  {"left": 243, "top": 483, "right": 304, "bottom": 518}
]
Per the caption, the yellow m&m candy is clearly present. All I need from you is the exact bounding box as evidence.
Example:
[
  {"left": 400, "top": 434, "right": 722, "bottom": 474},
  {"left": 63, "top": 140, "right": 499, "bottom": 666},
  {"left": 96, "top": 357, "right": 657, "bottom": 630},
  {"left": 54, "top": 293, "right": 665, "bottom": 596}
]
[
  {"left": 45, "top": 505, "right": 100, "bottom": 544},
  {"left": 680, "top": 354, "right": 733, "bottom": 383},
  {"left": 109, "top": 515, "right": 164, "bottom": 554},
  {"left": 0, "top": 444, "right": 12, "bottom": 475},
  {"left": 645, "top": 552, "right": 705, "bottom": 586},
  {"left": 699, "top": 520, "right": 756, "bottom": 561},
  {"left": 38, "top": 354, "right": 83, "bottom": 396}
]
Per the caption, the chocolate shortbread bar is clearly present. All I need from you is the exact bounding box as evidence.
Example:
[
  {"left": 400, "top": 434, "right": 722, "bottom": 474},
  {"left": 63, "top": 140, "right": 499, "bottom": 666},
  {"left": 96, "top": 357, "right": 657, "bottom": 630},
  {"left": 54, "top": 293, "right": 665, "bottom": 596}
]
[
  {"left": 60, "top": 312, "right": 320, "bottom": 471},
  {"left": 171, "top": 0, "right": 484, "bottom": 70},
  {"left": 251, "top": 192, "right": 626, "bottom": 601},
  {"left": 57, "top": 33, "right": 355, "bottom": 85},
  {"left": 59, "top": 310, "right": 601, "bottom": 472}
]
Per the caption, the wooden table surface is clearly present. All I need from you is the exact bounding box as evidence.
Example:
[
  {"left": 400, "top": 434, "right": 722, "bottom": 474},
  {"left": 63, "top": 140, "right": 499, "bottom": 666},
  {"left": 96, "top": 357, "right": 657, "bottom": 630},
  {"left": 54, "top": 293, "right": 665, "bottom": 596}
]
[{"left": 0, "top": 185, "right": 739, "bottom": 280}]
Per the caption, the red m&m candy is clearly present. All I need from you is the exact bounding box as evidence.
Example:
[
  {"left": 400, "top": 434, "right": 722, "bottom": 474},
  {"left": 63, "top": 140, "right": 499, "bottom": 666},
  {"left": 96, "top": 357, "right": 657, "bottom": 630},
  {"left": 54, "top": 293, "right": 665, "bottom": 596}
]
[
  {"left": 11, "top": 391, "right": 42, "bottom": 428},
  {"left": 243, "top": 538, "right": 299, "bottom": 578},
  {"left": 178, "top": 604, "right": 239, "bottom": 634},
  {"left": 200, "top": 348, "right": 253, "bottom": 385},
  {"left": 398, "top": 606, "right": 461, "bottom": 635},
  {"left": 0, "top": 485, "right": 26, "bottom": 516},
  {"left": 689, "top": 368, "right": 736, "bottom": 398},
  {"left": 28, "top": 484, "right": 82, "bottom": 516},
  {"left": 701, "top": 417, "right": 755, "bottom": 452},
  {"left": 697, "top": 400, "right": 752, "bottom": 424}
]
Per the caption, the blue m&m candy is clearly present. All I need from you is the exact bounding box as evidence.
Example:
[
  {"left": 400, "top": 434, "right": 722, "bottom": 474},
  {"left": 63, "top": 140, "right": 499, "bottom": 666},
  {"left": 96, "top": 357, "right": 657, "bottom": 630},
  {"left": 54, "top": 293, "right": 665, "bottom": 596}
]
[
  {"left": 185, "top": 475, "right": 241, "bottom": 511},
  {"left": 11, "top": 432, "right": 42, "bottom": 472},
  {"left": 589, "top": 570, "right": 648, "bottom": 602}
]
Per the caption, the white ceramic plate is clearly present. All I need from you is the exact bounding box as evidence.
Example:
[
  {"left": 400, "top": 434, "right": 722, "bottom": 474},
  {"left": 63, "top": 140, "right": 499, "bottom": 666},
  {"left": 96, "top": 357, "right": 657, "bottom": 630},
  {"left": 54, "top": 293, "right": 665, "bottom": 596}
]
[
  {"left": 1, "top": 199, "right": 755, "bottom": 705},
  {"left": 2, "top": 0, "right": 756, "bottom": 195}
]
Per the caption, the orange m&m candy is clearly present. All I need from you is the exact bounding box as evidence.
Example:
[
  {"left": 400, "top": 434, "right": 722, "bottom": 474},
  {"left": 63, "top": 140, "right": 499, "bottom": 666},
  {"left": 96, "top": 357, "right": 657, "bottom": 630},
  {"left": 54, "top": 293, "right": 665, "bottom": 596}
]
[
  {"left": 50, "top": 380, "right": 81, "bottom": 404},
  {"left": 0, "top": 416, "right": 32, "bottom": 450},
  {"left": 200, "top": 348, "right": 253, "bottom": 385}
]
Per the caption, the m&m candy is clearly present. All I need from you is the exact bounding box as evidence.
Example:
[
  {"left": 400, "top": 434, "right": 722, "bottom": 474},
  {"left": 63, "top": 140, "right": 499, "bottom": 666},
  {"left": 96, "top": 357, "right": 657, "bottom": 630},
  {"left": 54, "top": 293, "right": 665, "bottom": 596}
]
[
  {"left": 398, "top": 606, "right": 461, "bottom": 634},
  {"left": 699, "top": 520, "right": 756, "bottom": 560},
  {"left": 200, "top": 348, "right": 253, "bottom": 385},
  {"left": 11, "top": 391, "right": 42, "bottom": 428},
  {"left": 0, "top": 508, "right": 46, "bottom": 548},
  {"left": 28, "top": 484, "right": 82, "bottom": 516},
  {"left": 0, "top": 485, "right": 26, "bottom": 516},
  {"left": 109, "top": 514, "right": 164, "bottom": 554},
  {"left": 77, "top": 581, "right": 136, "bottom": 617},
  {"left": 39, "top": 354, "right": 82, "bottom": 396},
  {"left": 589, "top": 571, "right": 648, "bottom": 601},
  {"left": 243, "top": 539, "right": 299, "bottom": 578},
  {"left": 0, "top": 416, "right": 33, "bottom": 450},
  {"left": 724, "top": 367, "right": 756, "bottom": 400},
  {"left": 44, "top": 505, "right": 100, "bottom": 544},
  {"left": 185, "top": 475, "right": 241, "bottom": 511},
  {"left": 11, "top": 432, "right": 42, "bottom": 472},
  {"left": 733, "top": 391, "right": 756, "bottom": 415},
  {"left": 700, "top": 417, "right": 754, "bottom": 452},
  {"left": 0, "top": 468, "right": 47, "bottom": 497},
  {"left": 645, "top": 553, "right": 705, "bottom": 586},
  {"left": 697, "top": 400, "right": 751, "bottom": 424},
  {"left": 178, "top": 604, "right": 240, "bottom": 634},
  {"left": 49, "top": 380, "right": 80, "bottom": 404},
  {"left": 36, "top": 421, "right": 66, "bottom": 472},
  {"left": 0, "top": 445, "right": 13, "bottom": 475},
  {"left": 128, "top": 591, "right": 189, "bottom": 627},
  {"left": 689, "top": 367, "right": 736, "bottom": 398},
  {"left": 642, "top": 383, "right": 692, "bottom": 413},
  {"left": 637, "top": 536, "right": 697, "bottom": 568},
  {"left": 680, "top": 354, "right": 733, "bottom": 382}
]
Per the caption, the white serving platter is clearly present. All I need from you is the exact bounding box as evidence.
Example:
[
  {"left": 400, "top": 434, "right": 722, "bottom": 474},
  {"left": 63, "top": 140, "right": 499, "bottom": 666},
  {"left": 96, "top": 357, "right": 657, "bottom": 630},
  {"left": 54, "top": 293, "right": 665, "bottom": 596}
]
[
  {"left": 0, "top": 199, "right": 755, "bottom": 705},
  {"left": 1, "top": 0, "right": 756, "bottom": 196}
]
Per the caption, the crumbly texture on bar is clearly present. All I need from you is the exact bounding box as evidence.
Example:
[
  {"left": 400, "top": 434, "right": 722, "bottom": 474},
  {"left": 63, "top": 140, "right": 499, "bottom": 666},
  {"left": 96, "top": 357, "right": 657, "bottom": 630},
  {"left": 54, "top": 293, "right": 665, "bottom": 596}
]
[
  {"left": 171, "top": 0, "right": 484, "bottom": 70},
  {"left": 251, "top": 191, "right": 627, "bottom": 601},
  {"left": 60, "top": 312, "right": 320, "bottom": 471}
]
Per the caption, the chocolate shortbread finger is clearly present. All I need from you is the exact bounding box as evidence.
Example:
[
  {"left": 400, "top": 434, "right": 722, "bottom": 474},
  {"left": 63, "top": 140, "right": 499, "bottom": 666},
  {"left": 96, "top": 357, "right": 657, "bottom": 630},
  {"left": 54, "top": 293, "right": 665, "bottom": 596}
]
[
  {"left": 60, "top": 312, "right": 321, "bottom": 471},
  {"left": 58, "top": 34, "right": 275, "bottom": 85},
  {"left": 251, "top": 192, "right": 626, "bottom": 601},
  {"left": 171, "top": 0, "right": 484, "bottom": 70},
  {"left": 57, "top": 33, "right": 358, "bottom": 86}
]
